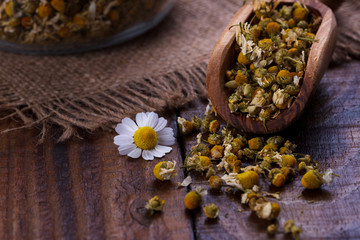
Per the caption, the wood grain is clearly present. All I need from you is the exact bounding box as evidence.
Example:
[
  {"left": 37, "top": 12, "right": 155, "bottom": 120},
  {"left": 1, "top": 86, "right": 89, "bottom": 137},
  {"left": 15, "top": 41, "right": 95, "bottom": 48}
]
[
  {"left": 0, "top": 61, "right": 359, "bottom": 239},
  {"left": 0, "top": 115, "right": 193, "bottom": 240},
  {"left": 181, "top": 61, "right": 360, "bottom": 239},
  {"left": 206, "top": 0, "right": 337, "bottom": 134}
]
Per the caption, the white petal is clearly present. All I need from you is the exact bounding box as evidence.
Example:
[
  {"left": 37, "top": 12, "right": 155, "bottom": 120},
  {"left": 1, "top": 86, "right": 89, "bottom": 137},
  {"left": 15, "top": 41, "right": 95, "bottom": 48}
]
[
  {"left": 136, "top": 112, "right": 148, "bottom": 128},
  {"left": 128, "top": 148, "right": 141, "bottom": 159},
  {"left": 158, "top": 135, "right": 175, "bottom": 146},
  {"left": 114, "top": 135, "right": 134, "bottom": 146},
  {"left": 149, "top": 148, "right": 165, "bottom": 158},
  {"left": 154, "top": 117, "right": 167, "bottom": 132},
  {"left": 157, "top": 127, "right": 173, "bottom": 136},
  {"left": 158, "top": 137, "right": 175, "bottom": 146},
  {"left": 115, "top": 123, "right": 135, "bottom": 136},
  {"left": 118, "top": 144, "right": 136, "bottom": 155},
  {"left": 180, "top": 176, "right": 192, "bottom": 187},
  {"left": 145, "top": 112, "right": 159, "bottom": 128},
  {"left": 157, "top": 127, "right": 175, "bottom": 145},
  {"left": 155, "top": 145, "right": 172, "bottom": 154},
  {"left": 142, "top": 150, "right": 154, "bottom": 160},
  {"left": 122, "top": 117, "right": 138, "bottom": 131}
]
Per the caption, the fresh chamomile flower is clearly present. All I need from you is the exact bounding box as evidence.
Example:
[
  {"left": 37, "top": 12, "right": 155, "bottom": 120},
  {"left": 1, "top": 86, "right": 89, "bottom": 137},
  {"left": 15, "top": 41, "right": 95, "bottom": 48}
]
[{"left": 114, "top": 112, "right": 175, "bottom": 160}]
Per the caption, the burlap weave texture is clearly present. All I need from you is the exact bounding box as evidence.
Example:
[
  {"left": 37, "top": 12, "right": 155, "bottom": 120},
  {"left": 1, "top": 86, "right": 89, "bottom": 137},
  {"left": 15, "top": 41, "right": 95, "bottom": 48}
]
[{"left": 0, "top": 0, "right": 358, "bottom": 141}]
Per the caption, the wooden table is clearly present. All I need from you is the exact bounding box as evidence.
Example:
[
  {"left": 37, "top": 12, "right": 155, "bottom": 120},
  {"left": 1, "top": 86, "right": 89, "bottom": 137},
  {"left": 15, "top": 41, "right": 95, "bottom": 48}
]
[{"left": 0, "top": 60, "right": 359, "bottom": 240}]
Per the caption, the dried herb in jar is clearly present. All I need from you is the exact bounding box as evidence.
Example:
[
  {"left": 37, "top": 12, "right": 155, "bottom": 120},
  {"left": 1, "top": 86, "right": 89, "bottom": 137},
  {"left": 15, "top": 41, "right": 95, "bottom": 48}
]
[{"left": 0, "top": 0, "right": 168, "bottom": 45}]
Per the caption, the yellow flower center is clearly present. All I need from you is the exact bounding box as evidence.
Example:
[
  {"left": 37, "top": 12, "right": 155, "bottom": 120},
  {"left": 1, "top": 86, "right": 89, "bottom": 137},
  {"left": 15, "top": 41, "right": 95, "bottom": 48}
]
[{"left": 134, "top": 126, "right": 157, "bottom": 150}]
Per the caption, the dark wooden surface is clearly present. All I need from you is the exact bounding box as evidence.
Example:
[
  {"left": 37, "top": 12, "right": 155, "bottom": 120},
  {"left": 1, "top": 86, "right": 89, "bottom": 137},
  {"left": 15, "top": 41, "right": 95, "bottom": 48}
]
[
  {"left": 0, "top": 60, "right": 359, "bottom": 240},
  {"left": 207, "top": 0, "right": 337, "bottom": 134}
]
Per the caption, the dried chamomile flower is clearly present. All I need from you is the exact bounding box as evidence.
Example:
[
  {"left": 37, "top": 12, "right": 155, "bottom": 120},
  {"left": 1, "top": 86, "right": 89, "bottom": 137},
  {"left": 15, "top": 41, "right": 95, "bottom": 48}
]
[
  {"left": 301, "top": 168, "right": 338, "bottom": 189},
  {"left": 225, "top": 153, "right": 238, "bottom": 164},
  {"left": 145, "top": 196, "right": 165, "bottom": 215},
  {"left": 271, "top": 173, "right": 286, "bottom": 187},
  {"left": 51, "top": 0, "right": 66, "bottom": 13},
  {"left": 262, "top": 143, "right": 278, "bottom": 152},
  {"left": 237, "top": 171, "right": 260, "bottom": 189},
  {"left": 243, "top": 148, "right": 256, "bottom": 160},
  {"left": 211, "top": 145, "right": 224, "bottom": 159},
  {"left": 248, "top": 137, "right": 264, "bottom": 150},
  {"left": 267, "top": 224, "right": 277, "bottom": 235},
  {"left": 282, "top": 155, "right": 297, "bottom": 168},
  {"left": 203, "top": 203, "right": 220, "bottom": 219},
  {"left": 241, "top": 165, "right": 264, "bottom": 175},
  {"left": 297, "top": 154, "right": 313, "bottom": 166},
  {"left": 293, "top": 7, "right": 308, "bottom": 22},
  {"left": 260, "top": 156, "right": 272, "bottom": 169},
  {"left": 281, "top": 167, "right": 295, "bottom": 180},
  {"left": 209, "top": 175, "right": 224, "bottom": 189},
  {"left": 191, "top": 116, "right": 203, "bottom": 130},
  {"left": 205, "top": 166, "right": 216, "bottom": 179},
  {"left": 177, "top": 117, "right": 193, "bottom": 135},
  {"left": 225, "top": 80, "right": 238, "bottom": 89},
  {"left": 266, "top": 22, "right": 281, "bottom": 35},
  {"left": 284, "top": 219, "right": 302, "bottom": 240},
  {"left": 273, "top": 89, "right": 290, "bottom": 110},
  {"left": 221, "top": 173, "right": 244, "bottom": 190},
  {"left": 231, "top": 138, "right": 245, "bottom": 153},
  {"left": 230, "top": 160, "right": 243, "bottom": 173},
  {"left": 243, "top": 191, "right": 281, "bottom": 220},
  {"left": 153, "top": 161, "right": 177, "bottom": 181},
  {"left": 238, "top": 52, "right": 252, "bottom": 65},
  {"left": 184, "top": 187, "right": 207, "bottom": 210},
  {"left": 276, "top": 70, "right": 293, "bottom": 85},
  {"left": 38, "top": 4, "right": 53, "bottom": 18},
  {"left": 298, "top": 161, "right": 308, "bottom": 172},
  {"left": 191, "top": 143, "right": 210, "bottom": 156},
  {"left": 208, "top": 133, "right": 222, "bottom": 145},
  {"left": 255, "top": 201, "right": 281, "bottom": 220},
  {"left": 195, "top": 156, "right": 212, "bottom": 171},
  {"left": 209, "top": 120, "right": 220, "bottom": 133},
  {"left": 301, "top": 169, "right": 323, "bottom": 189},
  {"left": 284, "top": 140, "right": 297, "bottom": 152},
  {"left": 184, "top": 191, "right": 201, "bottom": 210},
  {"left": 205, "top": 99, "right": 216, "bottom": 116},
  {"left": 185, "top": 152, "right": 200, "bottom": 167}
]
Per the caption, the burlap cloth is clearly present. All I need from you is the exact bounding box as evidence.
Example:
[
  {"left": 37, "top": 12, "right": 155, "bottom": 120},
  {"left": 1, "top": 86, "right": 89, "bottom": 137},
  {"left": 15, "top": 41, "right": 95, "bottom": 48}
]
[{"left": 0, "top": 0, "right": 359, "bottom": 141}]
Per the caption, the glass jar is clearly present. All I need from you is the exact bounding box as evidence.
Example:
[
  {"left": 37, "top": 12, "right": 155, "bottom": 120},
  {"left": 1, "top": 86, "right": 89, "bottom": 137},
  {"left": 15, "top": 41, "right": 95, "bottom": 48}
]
[{"left": 0, "top": 0, "right": 176, "bottom": 54}]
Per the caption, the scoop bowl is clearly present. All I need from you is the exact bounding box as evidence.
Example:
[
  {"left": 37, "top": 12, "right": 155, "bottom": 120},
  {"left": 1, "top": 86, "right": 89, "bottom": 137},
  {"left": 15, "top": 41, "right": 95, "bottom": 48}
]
[{"left": 206, "top": 0, "right": 337, "bottom": 134}]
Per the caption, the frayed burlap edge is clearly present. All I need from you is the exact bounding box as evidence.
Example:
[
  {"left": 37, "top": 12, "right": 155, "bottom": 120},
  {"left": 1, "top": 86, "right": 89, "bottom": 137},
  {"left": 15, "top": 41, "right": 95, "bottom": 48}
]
[
  {"left": 1, "top": 0, "right": 359, "bottom": 142},
  {"left": 0, "top": 62, "right": 208, "bottom": 142}
]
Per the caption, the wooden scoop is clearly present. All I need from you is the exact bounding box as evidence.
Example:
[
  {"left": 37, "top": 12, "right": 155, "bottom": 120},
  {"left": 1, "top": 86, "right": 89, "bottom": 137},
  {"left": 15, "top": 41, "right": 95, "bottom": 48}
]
[{"left": 206, "top": 0, "right": 337, "bottom": 134}]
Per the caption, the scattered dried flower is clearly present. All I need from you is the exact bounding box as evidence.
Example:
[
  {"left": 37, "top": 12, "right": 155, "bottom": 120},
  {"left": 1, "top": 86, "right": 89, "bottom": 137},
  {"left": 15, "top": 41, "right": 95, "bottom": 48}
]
[
  {"left": 145, "top": 196, "right": 165, "bottom": 215},
  {"left": 203, "top": 203, "right": 220, "bottom": 219},
  {"left": 208, "top": 175, "right": 223, "bottom": 190},
  {"left": 184, "top": 187, "right": 207, "bottom": 210},
  {"left": 153, "top": 161, "right": 177, "bottom": 181},
  {"left": 284, "top": 219, "right": 302, "bottom": 240}
]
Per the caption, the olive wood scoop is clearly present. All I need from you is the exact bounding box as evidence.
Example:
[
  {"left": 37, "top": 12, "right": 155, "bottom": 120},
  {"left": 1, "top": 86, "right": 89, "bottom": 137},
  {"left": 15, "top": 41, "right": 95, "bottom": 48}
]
[{"left": 206, "top": 0, "right": 337, "bottom": 134}]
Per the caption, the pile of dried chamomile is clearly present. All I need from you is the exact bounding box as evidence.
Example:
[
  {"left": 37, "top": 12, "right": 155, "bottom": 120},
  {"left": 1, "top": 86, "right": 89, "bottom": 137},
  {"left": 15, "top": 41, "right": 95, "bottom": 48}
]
[{"left": 225, "top": 1, "right": 321, "bottom": 124}]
